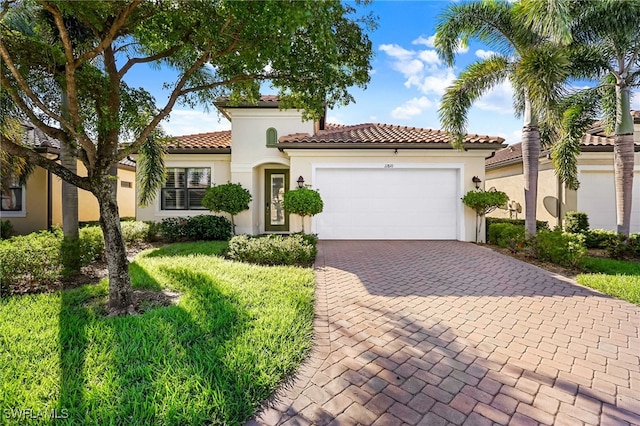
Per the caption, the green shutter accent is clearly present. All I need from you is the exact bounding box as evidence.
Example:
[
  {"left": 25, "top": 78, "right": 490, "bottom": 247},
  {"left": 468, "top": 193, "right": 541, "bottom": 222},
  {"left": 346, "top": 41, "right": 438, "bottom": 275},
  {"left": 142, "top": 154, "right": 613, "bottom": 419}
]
[{"left": 266, "top": 127, "right": 277, "bottom": 147}]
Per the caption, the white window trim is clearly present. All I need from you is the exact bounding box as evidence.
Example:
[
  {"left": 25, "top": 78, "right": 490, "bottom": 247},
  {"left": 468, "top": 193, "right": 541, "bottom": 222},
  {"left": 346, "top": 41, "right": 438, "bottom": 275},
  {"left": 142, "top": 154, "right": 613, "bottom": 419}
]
[{"left": 0, "top": 184, "right": 27, "bottom": 218}]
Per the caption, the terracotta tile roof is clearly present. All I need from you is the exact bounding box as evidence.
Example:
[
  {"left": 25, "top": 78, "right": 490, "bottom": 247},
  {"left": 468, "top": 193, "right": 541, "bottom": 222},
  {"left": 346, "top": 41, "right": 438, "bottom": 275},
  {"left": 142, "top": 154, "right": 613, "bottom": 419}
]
[
  {"left": 278, "top": 123, "right": 505, "bottom": 147},
  {"left": 166, "top": 130, "right": 231, "bottom": 151},
  {"left": 486, "top": 142, "right": 524, "bottom": 167}
]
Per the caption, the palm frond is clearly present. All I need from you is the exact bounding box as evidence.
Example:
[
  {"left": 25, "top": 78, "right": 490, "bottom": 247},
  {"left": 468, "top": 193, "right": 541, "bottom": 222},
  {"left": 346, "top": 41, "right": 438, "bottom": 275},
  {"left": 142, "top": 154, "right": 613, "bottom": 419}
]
[
  {"left": 435, "top": 1, "right": 523, "bottom": 66},
  {"left": 136, "top": 133, "right": 167, "bottom": 207},
  {"left": 0, "top": 119, "right": 34, "bottom": 190},
  {"left": 513, "top": 0, "right": 573, "bottom": 45},
  {"left": 439, "top": 56, "right": 511, "bottom": 149}
]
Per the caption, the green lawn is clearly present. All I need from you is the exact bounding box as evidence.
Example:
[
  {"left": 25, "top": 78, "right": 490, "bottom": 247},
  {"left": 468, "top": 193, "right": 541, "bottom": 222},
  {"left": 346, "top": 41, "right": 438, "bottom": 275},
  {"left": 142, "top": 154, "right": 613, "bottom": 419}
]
[
  {"left": 576, "top": 256, "right": 640, "bottom": 306},
  {"left": 0, "top": 241, "right": 315, "bottom": 425}
]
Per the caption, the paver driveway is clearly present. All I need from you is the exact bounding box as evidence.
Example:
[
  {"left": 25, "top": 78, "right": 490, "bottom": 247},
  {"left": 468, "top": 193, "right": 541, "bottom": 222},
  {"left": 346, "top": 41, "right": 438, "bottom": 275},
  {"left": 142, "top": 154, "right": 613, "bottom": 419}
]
[{"left": 250, "top": 241, "right": 640, "bottom": 426}]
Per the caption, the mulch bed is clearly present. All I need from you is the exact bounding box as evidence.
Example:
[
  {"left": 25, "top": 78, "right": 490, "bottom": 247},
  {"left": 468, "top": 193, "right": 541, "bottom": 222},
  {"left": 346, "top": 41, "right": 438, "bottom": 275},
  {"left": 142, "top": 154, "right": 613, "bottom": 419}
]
[{"left": 483, "top": 244, "right": 581, "bottom": 280}]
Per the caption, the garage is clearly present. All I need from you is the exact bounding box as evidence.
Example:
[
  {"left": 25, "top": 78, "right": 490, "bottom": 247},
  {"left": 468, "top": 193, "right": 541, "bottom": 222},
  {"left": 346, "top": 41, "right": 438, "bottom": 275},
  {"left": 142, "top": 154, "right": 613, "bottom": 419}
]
[{"left": 314, "top": 165, "right": 460, "bottom": 240}]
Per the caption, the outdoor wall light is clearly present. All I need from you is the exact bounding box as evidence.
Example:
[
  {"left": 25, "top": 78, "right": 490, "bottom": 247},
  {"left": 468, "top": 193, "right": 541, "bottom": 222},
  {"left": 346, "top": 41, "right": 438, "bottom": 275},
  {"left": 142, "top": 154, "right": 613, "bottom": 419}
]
[
  {"left": 472, "top": 176, "right": 482, "bottom": 189},
  {"left": 297, "top": 176, "right": 305, "bottom": 189}
]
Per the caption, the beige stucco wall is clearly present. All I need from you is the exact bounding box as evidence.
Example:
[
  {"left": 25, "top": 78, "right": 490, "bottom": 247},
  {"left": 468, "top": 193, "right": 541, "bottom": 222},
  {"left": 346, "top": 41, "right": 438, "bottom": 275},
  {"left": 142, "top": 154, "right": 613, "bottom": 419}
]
[
  {"left": 2, "top": 162, "right": 136, "bottom": 235},
  {"left": 135, "top": 154, "right": 231, "bottom": 223},
  {"left": 285, "top": 148, "right": 492, "bottom": 242},
  {"left": 51, "top": 162, "right": 136, "bottom": 225},
  {"left": 1, "top": 168, "right": 48, "bottom": 235}
]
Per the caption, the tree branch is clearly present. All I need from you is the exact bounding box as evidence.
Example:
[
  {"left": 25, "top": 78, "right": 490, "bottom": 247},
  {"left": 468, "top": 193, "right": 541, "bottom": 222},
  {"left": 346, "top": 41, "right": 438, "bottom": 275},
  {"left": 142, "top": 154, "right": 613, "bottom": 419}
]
[
  {"left": 118, "top": 32, "right": 193, "bottom": 79},
  {"left": 0, "top": 135, "right": 92, "bottom": 191},
  {"left": 74, "top": 0, "right": 143, "bottom": 67}
]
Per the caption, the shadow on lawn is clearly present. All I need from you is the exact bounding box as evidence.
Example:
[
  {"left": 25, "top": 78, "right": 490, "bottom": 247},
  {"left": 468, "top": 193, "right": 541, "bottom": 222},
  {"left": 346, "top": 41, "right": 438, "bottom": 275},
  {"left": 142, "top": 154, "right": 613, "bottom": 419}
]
[{"left": 57, "top": 262, "right": 257, "bottom": 424}]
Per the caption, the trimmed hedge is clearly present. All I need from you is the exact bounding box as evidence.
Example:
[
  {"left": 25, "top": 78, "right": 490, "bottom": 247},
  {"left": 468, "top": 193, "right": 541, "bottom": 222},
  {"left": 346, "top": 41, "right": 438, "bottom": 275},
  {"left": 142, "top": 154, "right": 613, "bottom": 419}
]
[
  {"left": 158, "top": 215, "right": 232, "bottom": 242},
  {"left": 533, "top": 229, "right": 587, "bottom": 267},
  {"left": 564, "top": 211, "right": 589, "bottom": 234},
  {"left": 226, "top": 234, "right": 317, "bottom": 267},
  {"left": 487, "top": 223, "right": 525, "bottom": 251},
  {"left": 485, "top": 217, "right": 548, "bottom": 241}
]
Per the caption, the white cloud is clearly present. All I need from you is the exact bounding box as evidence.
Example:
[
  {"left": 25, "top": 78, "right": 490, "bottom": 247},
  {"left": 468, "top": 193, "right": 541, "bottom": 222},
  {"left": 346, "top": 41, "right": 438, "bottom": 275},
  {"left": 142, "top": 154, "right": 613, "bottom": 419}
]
[
  {"left": 326, "top": 115, "right": 345, "bottom": 125},
  {"left": 161, "top": 109, "right": 231, "bottom": 136},
  {"left": 391, "top": 96, "right": 434, "bottom": 120},
  {"left": 475, "top": 81, "right": 515, "bottom": 115},
  {"left": 418, "top": 50, "right": 441, "bottom": 65},
  {"left": 412, "top": 35, "right": 436, "bottom": 47},
  {"left": 413, "top": 34, "right": 468, "bottom": 53},
  {"left": 369, "top": 115, "right": 378, "bottom": 122},
  {"left": 379, "top": 44, "right": 415, "bottom": 61},
  {"left": 475, "top": 49, "right": 497, "bottom": 60},
  {"left": 631, "top": 91, "right": 640, "bottom": 111}
]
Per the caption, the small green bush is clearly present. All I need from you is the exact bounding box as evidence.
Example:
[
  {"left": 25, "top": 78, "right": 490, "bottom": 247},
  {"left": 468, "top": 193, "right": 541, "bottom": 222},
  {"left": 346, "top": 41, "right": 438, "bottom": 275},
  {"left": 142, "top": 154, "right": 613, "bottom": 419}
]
[
  {"left": 121, "top": 221, "right": 152, "bottom": 243},
  {"left": 226, "top": 234, "right": 317, "bottom": 266},
  {"left": 564, "top": 211, "right": 589, "bottom": 233},
  {"left": 486, "top": 217, "right": 549, "bottom": 241},
  {"left": 461, "top": 190, "right": 508, "bottom": 215},
  {"left": 0, "top": 230, "right": 62, "bottom": 288},
  {"left": 158, "top": 216, "right": 231, "bottom": 242},
  {"left": 202, "top": 183, "right": 252, "bottom": 234},
  {"left": 0, "top": 220, "right": 14, "bottom": 239},
  {"left": 79, "top": 226, "right": 105, "bottom": 263},
  {"left": 183, "top": 215, "right": 232, "bottom": 241},
  {"left": 533, "top": 229, "right": 587, "bottom": 267},
  {"left": 585, "top": 229, "right": 618, "bottom": 249},
  {"left": 605, "top": 233, "right": 640, "bottom": 260},
  {"left": 487, "top": 223, "right": 525, "bottom": 252}
]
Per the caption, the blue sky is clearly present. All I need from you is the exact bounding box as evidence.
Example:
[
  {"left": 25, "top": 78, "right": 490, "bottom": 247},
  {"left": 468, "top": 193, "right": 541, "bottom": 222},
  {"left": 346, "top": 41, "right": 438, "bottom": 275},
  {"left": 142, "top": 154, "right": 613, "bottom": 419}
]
[{"left": 126, "top": 1, "right": 639, "bottom": 145}]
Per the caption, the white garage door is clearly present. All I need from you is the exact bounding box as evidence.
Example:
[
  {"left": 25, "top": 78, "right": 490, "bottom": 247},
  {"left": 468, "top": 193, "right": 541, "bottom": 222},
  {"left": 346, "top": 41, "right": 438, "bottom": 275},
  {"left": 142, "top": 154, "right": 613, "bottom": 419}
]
[
  {"left": 314, "top": 167, "right": 459, "bottom": 239},
  {"left": 578, "top": 170, "right": 640, "bottom": 232}
]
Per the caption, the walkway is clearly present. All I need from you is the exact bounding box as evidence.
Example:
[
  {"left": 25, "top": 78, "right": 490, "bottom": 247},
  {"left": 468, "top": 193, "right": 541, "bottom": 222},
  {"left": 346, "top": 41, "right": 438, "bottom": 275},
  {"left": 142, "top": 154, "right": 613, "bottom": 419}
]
[{"left": 249, "top": 241, "right": 640, "bottom": 425}]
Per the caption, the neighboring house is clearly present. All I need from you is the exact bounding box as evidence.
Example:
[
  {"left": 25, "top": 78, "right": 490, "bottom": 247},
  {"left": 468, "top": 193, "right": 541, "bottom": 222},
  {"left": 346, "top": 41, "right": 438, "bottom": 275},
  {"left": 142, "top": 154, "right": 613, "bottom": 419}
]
[
  {"left": 0, "top": 125, "right": 136, "bottom": 235},
  {"left": 136, "top": 96, "right": 505, "bottom": 241},
  {"left": 486, "top": 111, "right": 640, "bottom": 231}
]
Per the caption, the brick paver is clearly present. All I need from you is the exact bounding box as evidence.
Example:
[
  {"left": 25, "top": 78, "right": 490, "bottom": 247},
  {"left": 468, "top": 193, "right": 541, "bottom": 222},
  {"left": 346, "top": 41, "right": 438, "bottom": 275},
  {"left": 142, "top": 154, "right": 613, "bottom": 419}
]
[{"left": 249, "top": 241, "right": 640, "bottom": 425}]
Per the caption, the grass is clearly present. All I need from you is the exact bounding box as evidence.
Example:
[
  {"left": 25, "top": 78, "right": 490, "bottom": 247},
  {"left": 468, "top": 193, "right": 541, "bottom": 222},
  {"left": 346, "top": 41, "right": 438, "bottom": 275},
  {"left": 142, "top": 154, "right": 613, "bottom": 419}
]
[
  {"left": 0, "top": 241, "right": 315, "bottom": 425},
  {"left": 576, "top": 256, "right": 640, "bottom": 306}
]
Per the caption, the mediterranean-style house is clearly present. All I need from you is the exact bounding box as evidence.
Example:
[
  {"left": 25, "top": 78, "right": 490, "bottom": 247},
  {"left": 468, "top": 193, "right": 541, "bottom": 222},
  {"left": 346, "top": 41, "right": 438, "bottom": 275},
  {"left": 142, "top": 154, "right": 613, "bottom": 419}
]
[
  {"left": 136, "top": 96, "right": 505, "bottom": 241},
  {"left": 486, "top": 111, "right": 640, "bottom": 232},
  {"left": 0, "top": 125, "right": 136, "bottom": 235}
]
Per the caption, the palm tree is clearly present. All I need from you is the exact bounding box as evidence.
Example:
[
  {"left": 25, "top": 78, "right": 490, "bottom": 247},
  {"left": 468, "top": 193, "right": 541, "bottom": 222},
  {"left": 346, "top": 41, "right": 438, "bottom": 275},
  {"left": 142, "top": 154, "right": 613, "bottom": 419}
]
[
  {"left": 523, "top": 0, "right": 640, "bottom": 237},
  {"left": 435, "top": 0, "right": 570, "bottom": 237}
]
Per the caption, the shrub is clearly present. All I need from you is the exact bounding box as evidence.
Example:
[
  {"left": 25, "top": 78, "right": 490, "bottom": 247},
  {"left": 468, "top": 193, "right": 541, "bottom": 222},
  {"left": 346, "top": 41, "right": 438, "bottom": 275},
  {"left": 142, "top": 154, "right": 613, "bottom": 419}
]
[
  {"left": 605, "top": 233, "right": 640, "bottom": 260},
  {"left": 0, "top": 220, "right": 14, "bottom": 239},
  {"left": 202, "top": 183, "right": 252, "bottom": 234},
  {"left": 461, "top": 190, "right": 508, "bottom": 215},
  {"left": 533, "top": 229, "right": 587, "bottom": 267},
  {"left": 79, "top": 226, "right": 105, "bottom": 263},
  {"left": 487, "top": 223, "right": 525, "bottom": 252},
  {"left": 0, "top": 231, "right": 62, "bottom": 289},
  {"left": 585, "top": 229, "right": 618, "bottom": 249},
  {"left": 226, "top": 234, "right": 317, "bottom": 267},
  {"left": 158, "top": 217, "right": 188, "bottom": 242},
  {"left": 183, "top": 215, "right": 232, "bottom": 241},
  {"left": 121, "top": 221, "right": 152, "bottom": 243},
  {"left": 485, "top": 217, "right": 549, "bottom": 241},
  {"left": 564, "top": 211, "right": 589, "bottom": 233},
  {"left": 283, "top": 188, "right": 324, "bottom": 233}
]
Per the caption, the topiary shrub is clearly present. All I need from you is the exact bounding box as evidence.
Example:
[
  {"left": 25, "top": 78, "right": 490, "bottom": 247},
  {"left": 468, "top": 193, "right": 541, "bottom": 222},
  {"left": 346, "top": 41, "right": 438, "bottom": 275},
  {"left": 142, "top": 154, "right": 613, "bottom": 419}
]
[
  {"left": 462, "top": 189, "right": 508, "bottom": 243},
  {"left": 564, "top": 211, "right": 589, "bottom": 234},
  {"left": 202, "top": 183, "right": 252, "bottom": 235},
  {"left": 283, "top": 188, "right": 324, "bottom": 233},
  {"left": 226, "top": 234, "right": 317, "bottom": 266},
  {"left": 533, "top": 228, "right": 587, "bottom": 267},
  {"left": 487, "top": 223, "right": 525, "bottom": 252}
]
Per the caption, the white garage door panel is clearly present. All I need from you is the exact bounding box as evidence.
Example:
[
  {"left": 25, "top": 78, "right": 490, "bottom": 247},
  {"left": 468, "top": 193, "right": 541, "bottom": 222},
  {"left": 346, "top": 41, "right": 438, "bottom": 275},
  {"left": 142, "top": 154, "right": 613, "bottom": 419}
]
[
  {"left": 578, "top": 171, "right": 640, "bottom": 232},
  {"left": 315, "top": 167, "right": 458, "bottom": 240}
]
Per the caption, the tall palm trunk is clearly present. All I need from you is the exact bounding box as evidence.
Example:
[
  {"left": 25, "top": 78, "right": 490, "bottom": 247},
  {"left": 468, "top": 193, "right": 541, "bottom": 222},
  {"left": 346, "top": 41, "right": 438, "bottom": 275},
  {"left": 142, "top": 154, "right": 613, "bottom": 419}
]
[
  {"left": 613, "top": 84, "right": 635, "bottom": 237},
  {"left": 521, "top": 98, "right": 540, "bottom": 237},
  {"left": 94, "top": 169, "right": 132, "bottom": 313}
]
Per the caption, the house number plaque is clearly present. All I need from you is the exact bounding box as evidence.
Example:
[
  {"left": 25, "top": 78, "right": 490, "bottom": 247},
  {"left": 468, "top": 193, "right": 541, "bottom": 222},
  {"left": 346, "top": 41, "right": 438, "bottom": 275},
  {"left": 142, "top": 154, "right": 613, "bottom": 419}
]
[{"left": 384, "top": 164, "right": 394, "bottom": 168}]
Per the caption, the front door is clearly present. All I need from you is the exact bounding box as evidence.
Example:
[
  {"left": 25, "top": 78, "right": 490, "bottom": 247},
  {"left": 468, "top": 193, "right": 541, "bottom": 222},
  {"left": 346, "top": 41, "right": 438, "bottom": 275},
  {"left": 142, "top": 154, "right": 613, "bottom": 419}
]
[{"left": 265, "top": 169, "right": 289, "bottom": 232}]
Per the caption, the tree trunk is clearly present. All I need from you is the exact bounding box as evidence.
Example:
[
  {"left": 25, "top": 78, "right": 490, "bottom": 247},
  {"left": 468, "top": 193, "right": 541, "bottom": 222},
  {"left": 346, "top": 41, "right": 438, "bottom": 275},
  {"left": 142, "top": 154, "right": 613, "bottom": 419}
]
[
  {"left": 613, "top": 86, "right": 635, "bottom": 237},
  {"left": 94, "top": 171, "right": 132, "bottom": 313},
  {"left": 521, "top": 99, "right": 540, "bottom": 238},
  {"left": 61, "top": 146, "right": 78, "bottom": 239}
]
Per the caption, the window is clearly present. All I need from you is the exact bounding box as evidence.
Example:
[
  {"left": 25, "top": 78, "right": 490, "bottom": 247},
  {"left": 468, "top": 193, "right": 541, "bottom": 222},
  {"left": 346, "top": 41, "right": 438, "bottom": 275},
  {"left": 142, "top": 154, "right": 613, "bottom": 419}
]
[
  {"left": 266, "top": 127, "right": 277, "bottom": 147},
  {"left": 120, "top": 181, "right": 132, "bottom": 188},
  {"left": 1, "top": 177, "right": 24, "bottom": 213},
  {"left": 161, "top": 168, "right": 210, "bottom": 210}
]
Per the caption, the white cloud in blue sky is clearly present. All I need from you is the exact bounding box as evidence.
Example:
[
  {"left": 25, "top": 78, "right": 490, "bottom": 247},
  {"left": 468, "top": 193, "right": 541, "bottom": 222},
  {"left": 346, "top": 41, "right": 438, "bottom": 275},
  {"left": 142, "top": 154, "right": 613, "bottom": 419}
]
[
  {"left": 391, "top": 96, "right": 434, "bottom": 120},
  {"left": 475, "top": 49, "right": 498, "bottom": 59}
]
